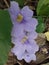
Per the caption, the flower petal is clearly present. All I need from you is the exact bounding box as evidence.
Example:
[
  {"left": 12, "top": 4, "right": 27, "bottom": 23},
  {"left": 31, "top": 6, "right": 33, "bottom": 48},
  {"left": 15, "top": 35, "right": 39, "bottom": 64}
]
[
  {"left": 11, "top": 23, "right": 24, "bottom": 38},
  {"left": 11, "top": 43, "right": 25, "bottom": 60},
  {"left": 28, "top": 40, "right": 39, "bottom": 53},
  {"left": 8, "top": 1, "right": 20, "bottom": 15},
  {"left": 23, "top": 53, "right": 36, "bottom": 62},
  {"left": 24, "top": 18, "right": 38, "bottom": 32},
  {"left": 11, "top": 36, "right": 25, "bottom": 45},
  {"left": 21, "top": 6, "right": 33, "bottom": 19},
  {"left": 45, "top": 32, "right": 49, "bottom": 41},
  {"left": 31, "top": 18, "right": 38, "bottom": 29},
  {"left": 8, "top": 1, "right": 20, "bottom": 24},
  {"left": 28, "top": 31, "right": 38, "bottom": 39},
  {"left": 29, "top": 54, "right": 36, "bottom": 61},
  {"left": 24, "top": 39, "right": 39, "bottom": 54}
]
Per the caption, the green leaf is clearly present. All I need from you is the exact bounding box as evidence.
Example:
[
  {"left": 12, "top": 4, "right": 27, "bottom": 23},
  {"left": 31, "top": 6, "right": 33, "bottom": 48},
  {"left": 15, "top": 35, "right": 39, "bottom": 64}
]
[
  {"left": 14, "top": 0, "right": 24, "bottom": 7},
  {"left": 37, "top": 0, "right": 49, "bottom": 16},
  {"left": 36, "top": 23, "right": 45, "bottom": 33},
  {"left": 36, "top": 17, "right": 45, "bottom": 33},
  {"left": 0, "top": 40, "right": 11, "bottom": 65},
  {"left": 0, "top": 10, "right": 12, "bottom": 65}
]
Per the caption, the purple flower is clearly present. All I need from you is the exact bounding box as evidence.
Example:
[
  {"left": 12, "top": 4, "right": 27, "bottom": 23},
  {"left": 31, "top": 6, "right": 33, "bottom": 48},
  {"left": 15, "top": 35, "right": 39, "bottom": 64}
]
[{"left": 8, "top": 1, "right": 39, "bottom": 63}]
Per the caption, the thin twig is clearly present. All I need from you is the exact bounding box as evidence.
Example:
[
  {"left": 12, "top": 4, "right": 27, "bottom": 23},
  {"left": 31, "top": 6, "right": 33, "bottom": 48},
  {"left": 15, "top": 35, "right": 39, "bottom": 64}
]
[{"left": 4, "top": 0, "right": 9, "bottom": 8}]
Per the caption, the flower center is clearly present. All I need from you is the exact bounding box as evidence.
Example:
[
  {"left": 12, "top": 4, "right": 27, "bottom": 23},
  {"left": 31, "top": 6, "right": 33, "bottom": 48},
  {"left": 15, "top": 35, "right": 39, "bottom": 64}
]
[
  {"left": 21, "top": 36, "right": 28, "bottom": 43},
  {"left": 17, "top": 14, "right": 23, "bottom": 23}
]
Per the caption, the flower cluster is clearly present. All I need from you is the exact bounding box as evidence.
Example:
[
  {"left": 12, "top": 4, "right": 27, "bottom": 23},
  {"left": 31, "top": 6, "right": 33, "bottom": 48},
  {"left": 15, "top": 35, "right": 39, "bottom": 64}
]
[{"left": 8, "top": 1, "right": 39, "bottom": 63}]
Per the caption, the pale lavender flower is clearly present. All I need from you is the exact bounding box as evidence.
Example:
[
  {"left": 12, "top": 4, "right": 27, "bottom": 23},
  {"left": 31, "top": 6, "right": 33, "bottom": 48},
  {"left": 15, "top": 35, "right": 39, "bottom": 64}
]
[{"left": 8, "top": 1, "right": 39, "bottom": 63}]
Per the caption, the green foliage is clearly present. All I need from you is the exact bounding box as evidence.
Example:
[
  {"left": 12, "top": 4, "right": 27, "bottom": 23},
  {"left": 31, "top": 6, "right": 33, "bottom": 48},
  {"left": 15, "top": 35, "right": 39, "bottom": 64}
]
[
  {"left": 0, "top": 10, "right": 12, "bottom": 65},
  {"left": 14, "top": 0, "right": 24, "bottom": 7},
  {"left": 36, "top": 17, "right": 45, "bottom": 33},
  {"left": 37, "top": 0, "right": 49, "bottom": 16}
]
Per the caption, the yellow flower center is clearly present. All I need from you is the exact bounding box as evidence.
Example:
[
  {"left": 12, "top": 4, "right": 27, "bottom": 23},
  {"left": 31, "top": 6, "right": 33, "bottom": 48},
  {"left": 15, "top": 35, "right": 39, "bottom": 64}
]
[
  {"left": 17, "top": 14, "right": 23, "bottom": 23},
  {"left": 21, "top": 36, "right": 28, "bottom": 43}
]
